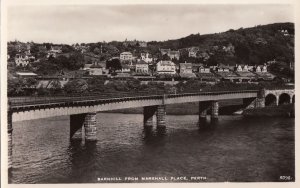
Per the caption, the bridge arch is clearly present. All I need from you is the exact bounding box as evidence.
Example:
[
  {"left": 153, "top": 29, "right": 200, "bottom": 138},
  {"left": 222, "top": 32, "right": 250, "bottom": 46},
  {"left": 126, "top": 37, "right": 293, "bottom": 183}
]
[
  {"left": 279, "top": 93, "right": 291, "bottom": 105},
  {"left": 265, "top": 93, "right": 277, "bottom": 106}
]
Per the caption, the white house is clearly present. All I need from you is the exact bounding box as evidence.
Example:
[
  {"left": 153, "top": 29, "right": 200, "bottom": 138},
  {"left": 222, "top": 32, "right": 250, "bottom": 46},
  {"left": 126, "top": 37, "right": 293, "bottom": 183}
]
[
  {"left": 199, "top": 66, "right": 211, "bottom": 73},
  {"left": 255, "top": 65, "right": 268, "bottom": 73},
  {"left": 188, "top": 47, "right": 199, "bottom": 58},
  {"left": 15, "top": 54, "right": 30, "bottom": 66},
  {"left": 88, "top": 65, "right": 109, "bottom": 75},
  {"left": 179, "top": 62, "right": 193, "bottom": 74},
  {"left": 136, "top": 60, "right": 149, "bottom": 73},
  {"left": 50, "top": 46, "right": 62, "bottom": 53},
  {"left": 120, "top": 52, "right": 133, "bottom": 61},
  {"left": 156, "top": 60, "right": 176, "bottom": 74},
  {"left": 141, "top": 52, "right": 153, "bottom": 63}
]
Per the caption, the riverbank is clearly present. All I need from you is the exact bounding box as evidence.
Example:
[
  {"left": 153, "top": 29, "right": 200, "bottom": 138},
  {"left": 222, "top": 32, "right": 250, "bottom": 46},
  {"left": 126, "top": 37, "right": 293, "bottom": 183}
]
[{"left": 243, "top": 104, "right": 294, "bottom": 117}]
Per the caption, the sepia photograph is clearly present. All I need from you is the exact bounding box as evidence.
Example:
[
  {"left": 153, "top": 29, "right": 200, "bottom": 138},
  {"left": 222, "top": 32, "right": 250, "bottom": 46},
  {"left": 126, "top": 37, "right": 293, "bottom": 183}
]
[{"left": 1, "top": 0, "right": 298, "bottom": 186}]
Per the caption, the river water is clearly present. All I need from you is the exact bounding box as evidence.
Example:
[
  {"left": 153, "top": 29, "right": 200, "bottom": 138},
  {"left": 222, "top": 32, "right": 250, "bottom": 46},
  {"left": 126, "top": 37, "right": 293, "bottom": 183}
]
[{"left": 10, "top": 113, "right": 294, "bottom": 183}]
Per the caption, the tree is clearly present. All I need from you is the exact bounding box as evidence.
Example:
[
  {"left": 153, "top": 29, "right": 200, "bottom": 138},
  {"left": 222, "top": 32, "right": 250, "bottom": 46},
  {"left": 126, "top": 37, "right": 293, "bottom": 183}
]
[
  {"left": 8, "top": 78, "right": 25, "bottom": 96},
  {"left": 49, "top": 80, "right": 63, "bottom": 94},
  {"left": 106, "top": 58, "right": 122, "bottom": 72},
  {"left": 64, "top": 79, "right": 88, "bottom": 94},
  {"left": 93, "top": 47, "right": 101, "bottom": 55},
  {"left": 87, "top": 77, "right": 106, "bottom": 92},
  {"left": 162, "top": 54, "right": 170, "bottom": 60}
]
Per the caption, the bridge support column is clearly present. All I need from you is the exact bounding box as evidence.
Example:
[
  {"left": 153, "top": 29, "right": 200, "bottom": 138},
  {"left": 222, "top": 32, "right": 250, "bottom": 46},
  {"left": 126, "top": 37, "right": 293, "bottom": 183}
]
[
  {"left": 144, "top": 106, "right": 157, "bottom": 127},
  {"left": 156, "top": 105, "right": 166, "bottom": 127},
  {"left": 199, "top": 101, "right": 210, "bottom": 122},
  {"left": 8, "top": 110, "right": 13, "bottom": 170},
  {"left": 84, "top": 113, "right": 97, "bottom": 141},
  {"left": 70, "top": 112, "right": 97, "bottom": 141},
  {"left": 255, "top": 88, "right": 265, "bottom": 108},
  {"left": 211, "top": 101, "right": 219, "bottom": 120}
]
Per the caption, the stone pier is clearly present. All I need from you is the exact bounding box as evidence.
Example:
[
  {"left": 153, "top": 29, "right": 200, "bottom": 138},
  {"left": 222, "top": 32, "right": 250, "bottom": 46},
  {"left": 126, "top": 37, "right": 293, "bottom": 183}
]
[
  {"left": 70, "top": 112, "right": 97, "bottom": 141},
  {"left": 199, "top": 101, "right": 210, "bottom": 121},
  {"left": 211, "top": 101, "right": 219, "bottom": 120},
  {"left": 8, "top": 110, "right": 13, "bottom": 170},
  {"left": 156, "top": 105, "right": 166, "bottom": 127},
  {"left": 143, "top": 106, "right": 157, "bottom": 127},
  {"left": 84, "top": 113, "right": 97, "bottom": 141},
  {"left": 256, "top": 88, "right": 266, "bottom": 108}
]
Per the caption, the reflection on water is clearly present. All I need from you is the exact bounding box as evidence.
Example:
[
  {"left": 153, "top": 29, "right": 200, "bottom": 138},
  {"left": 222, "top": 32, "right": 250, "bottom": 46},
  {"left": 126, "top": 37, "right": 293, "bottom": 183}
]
[{"left": 10, "top": 113, "right": 294, "bottom": 183}]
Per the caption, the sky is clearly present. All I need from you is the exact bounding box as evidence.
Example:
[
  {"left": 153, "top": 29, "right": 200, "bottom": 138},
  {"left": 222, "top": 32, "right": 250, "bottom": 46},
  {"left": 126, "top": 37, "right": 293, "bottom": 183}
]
[{"left": 7, "top": 4, "right": 294, "bottom": 44}]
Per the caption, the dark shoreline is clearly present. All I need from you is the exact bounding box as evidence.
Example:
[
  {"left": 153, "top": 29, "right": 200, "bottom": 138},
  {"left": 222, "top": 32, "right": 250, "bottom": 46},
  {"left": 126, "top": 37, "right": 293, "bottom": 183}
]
[{"left": 243, "top": 104, "right": 294, "bottom": 117}]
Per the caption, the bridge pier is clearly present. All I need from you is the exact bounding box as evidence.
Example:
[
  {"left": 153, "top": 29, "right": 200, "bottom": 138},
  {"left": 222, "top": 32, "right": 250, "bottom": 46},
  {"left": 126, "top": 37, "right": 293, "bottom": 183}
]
[
  {"left": 8, "top": 110, "right": 13, "bottom": 170},
  {"left": 211, "top": 101, "right": 219, "bottom": 120},
  {"left": 156, "top": 105, "right": 166, "bottom": 127},
  {"left": 70, "top": 112, "right": 97, "bottom": 141},
  {"left": 84, "top": 113, "right": 97, "bottom": 141},
  {"left": 199, "top": 101, "right": 210, "bottom": 122},
  {"left": 143, "top": 106, "right": 157, "bottom": 127}
]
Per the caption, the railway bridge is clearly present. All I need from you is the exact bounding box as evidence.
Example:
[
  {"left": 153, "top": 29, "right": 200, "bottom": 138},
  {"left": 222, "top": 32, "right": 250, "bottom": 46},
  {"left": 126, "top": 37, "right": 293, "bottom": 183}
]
[{"left": 6, "top": 88, "right": 294, "bottom": 169}]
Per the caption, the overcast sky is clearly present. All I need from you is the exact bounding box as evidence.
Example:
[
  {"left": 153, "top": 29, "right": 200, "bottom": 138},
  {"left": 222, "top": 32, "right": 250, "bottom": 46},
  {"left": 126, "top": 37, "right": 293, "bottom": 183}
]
[{"left": 7, "top": 4, "right": 294, "bottom": 44}]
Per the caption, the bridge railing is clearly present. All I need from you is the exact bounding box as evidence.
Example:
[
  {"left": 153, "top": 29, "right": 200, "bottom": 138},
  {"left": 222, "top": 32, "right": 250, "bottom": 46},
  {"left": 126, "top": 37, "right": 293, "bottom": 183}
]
[{"left": 8, "top": 89, "right": 260, "bottom": 107}]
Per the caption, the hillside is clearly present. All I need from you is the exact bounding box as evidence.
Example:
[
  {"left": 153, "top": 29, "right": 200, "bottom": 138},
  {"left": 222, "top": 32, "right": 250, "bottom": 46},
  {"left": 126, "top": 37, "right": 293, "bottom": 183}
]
[
  {"left": 8, "top": 22, "right": 294, "bottom": 80},
  {"left": 148, "top": 22, "right": 294, "bottom": 66}
]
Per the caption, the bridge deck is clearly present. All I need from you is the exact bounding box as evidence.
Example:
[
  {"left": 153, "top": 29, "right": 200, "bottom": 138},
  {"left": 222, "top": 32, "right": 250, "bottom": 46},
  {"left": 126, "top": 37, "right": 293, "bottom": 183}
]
[{"left": 9, "top": 90, "right": 259, "bottom": 109}]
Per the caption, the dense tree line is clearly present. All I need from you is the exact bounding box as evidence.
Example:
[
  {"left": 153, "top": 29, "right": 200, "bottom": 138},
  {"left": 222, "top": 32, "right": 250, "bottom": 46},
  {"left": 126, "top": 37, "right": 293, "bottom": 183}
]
[{"left": 8, "top": 76, "right": 288, "bottom": 97}]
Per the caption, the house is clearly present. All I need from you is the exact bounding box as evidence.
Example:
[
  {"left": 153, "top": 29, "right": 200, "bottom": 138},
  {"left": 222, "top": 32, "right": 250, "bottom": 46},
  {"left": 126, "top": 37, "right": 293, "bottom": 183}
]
[
  {"left": 255, "top": 65, "right": 268, "bottom": 73},
  {"left": 199, "top": 65, "right": 211, "bottom": 73},
  {"left": 236, "top": 65, "right": 250, "bottom": 72},
  {"left": 216, "top": 64, "right": 230, "bottom": 72},
  {"left": 198, "top": 52, "right": 210, "bottom": 61},
  {"left": 168, "top": 50, "right": 180, "bottom": 60},
  {"left": 192, "top": 63, "right": 204, "bottom": 72},
  {"left": 120, "top": 52, "right": 133, "bottom": 61},
  {"left": 179, "top": 62, "right": 193, "bottom": 74},
  {"left": 50, "top": 46, "right": 62, "bottom": 53},
  {"left": 188, "top": 47, "right": 199, "bottom": 58},
  {"left": 141, "top": 52, "right": 153, "bottom": 63},
  {"left": 135, "top": 60, "right": 149, "bottom": 73},
  {"left": 222, "top": 43, "right": 235, "bottom": 53},
  {"left": 47, "top": 52, "right": 57, "bottom": 58},
  {"left": 138, "top": 41, "right": 147, "bottom": 47},
  {"left": 116, "top": 64, "right": 131, "bottom": 73},
  {"left": 46, "top": 46, "right": 62, "bottom": 58},
  {"left": 88, "top": 65, "right": 109, "bottom": 75},
  {"left": 160, "top": 48, "right": 171, "bottom": 55},
  {"left": 267, "top": 59, "right": 276, "bottom": 65},
  {"left": 15, "top": 54, "right": 30, "bottom": 66},
  {"left": 279, "top": 29, "right": 289, "bottom": 36},
  {"left": 156, "top": 60, "right": 176, "bottom": 74}
]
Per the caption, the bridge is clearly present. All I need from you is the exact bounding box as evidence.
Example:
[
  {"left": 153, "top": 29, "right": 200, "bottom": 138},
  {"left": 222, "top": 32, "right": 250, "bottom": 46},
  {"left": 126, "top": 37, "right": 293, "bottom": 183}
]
[{"left": 6, "top": 88, "right": 294, "bottom": 169}]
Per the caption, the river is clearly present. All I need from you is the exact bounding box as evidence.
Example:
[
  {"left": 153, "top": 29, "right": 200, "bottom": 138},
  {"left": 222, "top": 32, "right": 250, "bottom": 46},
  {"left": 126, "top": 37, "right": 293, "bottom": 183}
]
[{"left": 10, "top": 113, "right": 294, "bottom": 183}]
